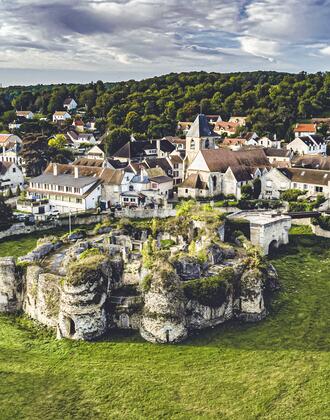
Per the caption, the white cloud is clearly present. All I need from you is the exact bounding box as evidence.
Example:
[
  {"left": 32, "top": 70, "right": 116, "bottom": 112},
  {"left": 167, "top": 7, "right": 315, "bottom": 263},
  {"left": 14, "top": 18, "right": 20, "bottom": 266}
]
[
  {"left": 239, "top": 37, "right": 280, "bottom": 61},
  {"left": 320, "top": 45, "right": 330, "bottom": 56}
]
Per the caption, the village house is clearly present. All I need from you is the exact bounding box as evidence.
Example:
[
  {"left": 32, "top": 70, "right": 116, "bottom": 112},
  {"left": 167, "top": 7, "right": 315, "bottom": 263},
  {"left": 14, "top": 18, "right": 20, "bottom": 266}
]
[
  {"left": 0, "top": 134, "right": 23, "bottom": 167},
  {"left": 53, "top": 111, "right": 71, "bottom": 123},
  {"left": 66, "top": 131, "right": 97, "bottom": 147},
  {"left": 213, "top": 121, "right": 239, "bottom": 136},
  {"left": 261, "top": 167, "right": 330, "bottom": 199},
  {"left": 63, "top": 98, "right": 78, "bottom": 111},
  {"left": 205, "top": 114, "right": 222, "bottom": 123},
  {"left": 257, "top": 136, "right": 281, "bottom": 149},
  {"left": 287, "top": 135, "right": 326, "bottom": 155},
  {"left": 28, "top": 163, "right": 102, "bottom": 214},
  {"left": 293, "top": 123, "right": 317, "bottom": 138},
  {"left": 16, "top": 110, "right": 34, "bottom": 119},
  {"left": 179, "top": 148, "right": 269, "bottom": 199},
  {"left": 229, "top": 116, "right": 247, "bottom": 126},
  {"left": 86, "top": 145, "right": 106, "bottom": 160},
  {"left": 244, "top": 132, "right": 259, "bottom": 146},
  {"left": 0, "top": 161, "right": 24, "bottom": 194},
  {"left": 177, "top": 121, "right": 192, "bottom": 134},
  {"left": 72, "top": 119, "right": 85, "bottom": 132},
  {"left": 222, "top": 138, "right": 246, "bottom": 150},
  {"left": 264, "top": 148, "right": 293, "bottom": 166},
  {"left": 112, "top": 138, "right": 175, "bottom": 162}
]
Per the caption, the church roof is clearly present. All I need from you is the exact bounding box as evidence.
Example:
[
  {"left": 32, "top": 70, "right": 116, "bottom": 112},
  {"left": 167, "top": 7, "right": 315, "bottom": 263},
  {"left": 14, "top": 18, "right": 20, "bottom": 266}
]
[{"left": 186, "top": 114, "right": 217, "bottom": 138}]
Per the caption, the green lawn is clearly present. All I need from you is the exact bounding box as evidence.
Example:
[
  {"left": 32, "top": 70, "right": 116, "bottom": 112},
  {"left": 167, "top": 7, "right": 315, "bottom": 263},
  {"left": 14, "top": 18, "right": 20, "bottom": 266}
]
[{"left": 0, "top": 231, "right": 329, "bottom": 419}]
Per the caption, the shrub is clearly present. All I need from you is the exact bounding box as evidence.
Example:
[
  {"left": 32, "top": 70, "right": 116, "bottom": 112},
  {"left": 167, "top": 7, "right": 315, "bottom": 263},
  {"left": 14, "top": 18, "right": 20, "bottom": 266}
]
[
  {"left": 312, "top": 215, "right": 330, "bottom": 231},
  {"left": 182, "top": 268, "right": 234, "bottom": 307},
  {"left": 66, "top": 254, "right": 107, "bottom": 286},
  {"left": 160, "top": 239, "right": 175, "bottom": 249},
  {"left": 280, "top": 189, "right": 306, "bottom": 202},
  {"left": 79, "top": 247, "right": 101, "bottom": 259},
  {"left": 141, "top": 274, "right": 153, "bottom": 292}
]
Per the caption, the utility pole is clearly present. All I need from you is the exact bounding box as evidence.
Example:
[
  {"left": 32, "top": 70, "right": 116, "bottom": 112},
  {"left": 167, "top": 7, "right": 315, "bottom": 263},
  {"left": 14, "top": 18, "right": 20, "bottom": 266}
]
[{"left": 68, "top": 209, "right": 72, "bottom": 235}]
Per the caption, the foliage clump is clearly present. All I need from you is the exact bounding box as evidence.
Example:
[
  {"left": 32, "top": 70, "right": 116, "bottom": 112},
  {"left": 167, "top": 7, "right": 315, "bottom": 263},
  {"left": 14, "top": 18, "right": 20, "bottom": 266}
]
[
  {"left": 66, "top": 254, "right": 108, "bottom": 286},
  {"left": 79, "top": 247, "right": 102, "bottom": 260},
  {"left": 182, "top": 267, "right": 234, "bottom": 308}
]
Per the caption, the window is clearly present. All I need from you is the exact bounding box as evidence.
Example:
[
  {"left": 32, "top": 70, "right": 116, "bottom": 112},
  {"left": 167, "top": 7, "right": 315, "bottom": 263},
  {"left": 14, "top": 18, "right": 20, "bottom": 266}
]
[
  {"left": 303, "top": 184, "right": 308, "bottom": 190},
  {"left": 129, "top": 185, "right": 134, "bottom": 191},
  {"left": 315, "top": 186, "right": 323, "bottom": 192},
  {"left": 58, "top": 186, "right": 64, "bottom": 192},
  {"left": 74, "top": 187, "right": 79, "bottom": 193},
  {"left": 66, "top": 186, "right": 72, "bottom": 193},
  {"left": 185, "top": 189, "right": 188, "bottom": 193},
  {"left": 266, "top": 180, "right": 272, "bottom": 187},
  {"left": 205, "top": 139, "right": 210, "bottom": 149},
  {"left": 76, "top": 198, "right": 82, "bottom": 203},
  {"left": 12, "top": 167, "right": 16, "bottom": 173},
  {"left": 174, "top": 164, "right": 178, "bottom": 169},
  {"left": 123, "top": 197, "right": 129, "bottom": 202},
  {"left": 293, "top": 183, "right": 297, "bottom": 188},
  {"left": 190, "top": 139, "right": 195, "bottom": 150}
]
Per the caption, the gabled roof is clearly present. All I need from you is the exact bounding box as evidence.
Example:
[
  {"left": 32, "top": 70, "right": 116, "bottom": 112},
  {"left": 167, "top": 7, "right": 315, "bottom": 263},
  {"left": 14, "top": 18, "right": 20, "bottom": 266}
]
[
  {"left": 198, "top": 148, "right": 269, "bottom": 173},
  {"left": 113, "top": 140, "right": 156, "bottom": 159},
  {"left": 264, "top": 148, "right": 291, "bottom": 158},
  {"left": 278, "top": 167, "right": 330, "bottom": 186},
  {"left": 186, "top": 114, "right": 217, "bottom": 138},
  {"left": 294, "top": 123, "right": 316, "bottom": 132},
  {"left": 294, "top": 135, "right": 325, "bottom": 146},
  {"left": 149, "top": 175, "right": 173, "bottom": 184},
  {"left": 213, "top": 121, "right": 239, "bottom": 132},
  {"left": 179, "top": 173, "right": 208, "bottom": 190},
  {"left": 16, "top": 110, "right": 32, "bottom": 116},
  {"left": 144, "top": 157, "right": 172, "bottom": 173},
  {"left": 223, "top": 138, "right": 246, "bottom": 146},
  {"left": 292, "top": 154, "right": 330, "bottom": 170},
  {"left": 64, "top": 98, "right": 76, "bottom": 105},
  {"left": 73, "top": 158, "right": 104, "bottom": 168},
  {"left": 0, "top": 134, "right": 12, "bottom": 144}
]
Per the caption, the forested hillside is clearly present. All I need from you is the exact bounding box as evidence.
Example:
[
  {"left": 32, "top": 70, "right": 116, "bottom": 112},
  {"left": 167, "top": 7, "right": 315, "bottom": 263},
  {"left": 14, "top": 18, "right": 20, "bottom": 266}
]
[{"left": 1, "top": 71, "right": 330, "bottom": 139}]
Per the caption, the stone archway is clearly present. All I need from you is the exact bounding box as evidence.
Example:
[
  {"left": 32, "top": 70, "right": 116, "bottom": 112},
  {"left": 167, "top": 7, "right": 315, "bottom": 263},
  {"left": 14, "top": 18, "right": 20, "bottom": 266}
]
[
  {"left": 268, "top": 239, "right": 279, "bottom": 255},
  {"left": 64, "top": 316, "right": 76, "bottom": 337}
]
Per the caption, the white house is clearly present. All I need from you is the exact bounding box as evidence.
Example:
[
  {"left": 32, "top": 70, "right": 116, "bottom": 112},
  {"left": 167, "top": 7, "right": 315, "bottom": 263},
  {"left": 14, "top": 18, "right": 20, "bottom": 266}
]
[
  {"left": 293, "top": 123, "right": 317, "bottom": 138},
  {"left": 257, "top": 136, "right": 281, "bottom": 149},
  {"left": 16, "top": 110, "right": 34, "bottom": 119},
  {"left": 53, "top": 111, "right": 71, "bottom": 123},
  {"left": 261, "top": 167, "right": 330, "bottom": 199},
  {"left": 0, "top": 134, "right": 23, "bottom": 167},
  {"left": 63, "top": 98, "right": 78, "bottom": 111},
  {"left": 287, "top": 135, "right": 326, "bottom": 155},
  {"left": 0, "top": 162, "right": 24, "bottom": 194},
  {"left": 244, "top": 132, "right": 259, "bottom": 146},
  {"left": 86, "top": 145, "right": 106, "bottom": 160},
  {"left": 67, "top": 131, "right": 96, "bottom": 147},
  {"left": 28, "top": 163, "right": 102, "bottom": 213},
  {"left": 264, "top": 148, "right": 293, "bottom": 166}
]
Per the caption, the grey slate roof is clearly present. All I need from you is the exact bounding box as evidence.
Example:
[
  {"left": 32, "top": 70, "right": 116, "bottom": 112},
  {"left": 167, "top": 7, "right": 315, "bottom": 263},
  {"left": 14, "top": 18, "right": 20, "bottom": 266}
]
[
  {"left": 186, "top": 114, "right": 217, "bottom": 138},
  {"left": 30, "top": 173, "right": 98, "bottom": 188}
]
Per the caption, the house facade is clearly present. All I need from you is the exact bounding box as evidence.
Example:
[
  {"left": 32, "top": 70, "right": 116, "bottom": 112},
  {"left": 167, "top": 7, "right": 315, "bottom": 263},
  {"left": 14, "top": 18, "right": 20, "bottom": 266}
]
[
  {"left": 287, "top": 135, "right": 326, "bottom": 155},
  {"left": 63, "top": 98, "right": 78, "bottom": 111},
  {"left": 293, "top": 123, "right": 317, "bottom": 138},
  {"left": 0, "top": 162, "right": 24, "bottom": 193},
  {"left": 53, "top": 111, "right": 71, "bottom": 123},
  {"left": 261, "top": 167, "right": 330, "bottom": 199}
]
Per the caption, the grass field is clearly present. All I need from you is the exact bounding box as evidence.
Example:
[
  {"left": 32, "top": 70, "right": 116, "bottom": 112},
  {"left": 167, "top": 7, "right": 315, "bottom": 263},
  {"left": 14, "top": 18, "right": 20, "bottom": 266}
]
[{"left": 0, "top": 229, "right": 329, "bottom": 419}]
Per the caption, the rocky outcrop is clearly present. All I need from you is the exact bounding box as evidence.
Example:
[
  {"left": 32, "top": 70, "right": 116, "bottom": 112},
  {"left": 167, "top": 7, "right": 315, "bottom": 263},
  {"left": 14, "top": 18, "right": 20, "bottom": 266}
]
[
  {"left": 237, "top": 267, "right": 266, "bottom": 322},
  {"left": 18, "top": 240, "right": 62, "bottom": 263},
  {"left": 57, "top": 255, "right": 112, "bottom": 340},
  {"left": 172, "top": 256, "right": 204, "bottom": 280},
  {"left": 0, "top": 257, "right": 22, "bottom": 313},
  {"left": 24, "top": 265, "right": 60, "bottom": 327},
  {"left": 140, "top": 262, "right": 188, "bottom": 343},
  {"left": 186, "top": 298, "right": 233, "bottom": 329}
]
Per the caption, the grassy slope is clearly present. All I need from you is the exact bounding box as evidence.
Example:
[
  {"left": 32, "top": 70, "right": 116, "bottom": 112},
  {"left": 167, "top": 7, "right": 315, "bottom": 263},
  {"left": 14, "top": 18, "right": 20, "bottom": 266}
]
[{"left": 0, "top": 231, "right": 329, "bottom": 419}]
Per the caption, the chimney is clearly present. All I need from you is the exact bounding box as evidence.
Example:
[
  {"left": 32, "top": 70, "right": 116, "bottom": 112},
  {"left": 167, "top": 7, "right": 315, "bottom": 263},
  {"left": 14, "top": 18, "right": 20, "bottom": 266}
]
[
  {"left": 53, "top": 163, "right": 58, "bottom": 176},
  {"left": 74, "top": 166, "right": 79, "bottom": 179}
]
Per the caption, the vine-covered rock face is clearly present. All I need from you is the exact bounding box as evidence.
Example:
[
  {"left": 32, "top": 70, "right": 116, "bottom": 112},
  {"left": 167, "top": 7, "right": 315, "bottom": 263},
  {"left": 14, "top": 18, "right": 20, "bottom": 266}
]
[
  {"left": 140, "top": 262, "right": 188, "bottom": 343},
  {"left": 57, "top": 255, "right": 112, "bottom": 341},
  {"left": 0, "top": 257, "right": 22, "bottom": 313}
]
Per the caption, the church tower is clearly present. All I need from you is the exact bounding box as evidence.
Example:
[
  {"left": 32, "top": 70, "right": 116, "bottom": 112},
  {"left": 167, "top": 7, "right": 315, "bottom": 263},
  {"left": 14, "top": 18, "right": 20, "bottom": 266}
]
[{"left": 185, "top": 114, "right": 218, "bottom": 168}]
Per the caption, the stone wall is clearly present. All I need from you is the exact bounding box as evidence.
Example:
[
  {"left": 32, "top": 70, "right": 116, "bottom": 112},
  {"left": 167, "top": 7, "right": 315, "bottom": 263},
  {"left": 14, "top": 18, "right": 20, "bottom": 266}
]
[{"left": 312, "top": 224, "right": 330, "bottom": 238}]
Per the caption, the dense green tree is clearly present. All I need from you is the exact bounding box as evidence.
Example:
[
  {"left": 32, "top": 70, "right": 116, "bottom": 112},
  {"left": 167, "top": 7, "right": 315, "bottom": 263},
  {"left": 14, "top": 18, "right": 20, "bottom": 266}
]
[
  {"left": 0, "top": 196, "right": 13, "bottom": 231},
  {"left": 104, "top": 128, "right": 131, "bottom": 156}
]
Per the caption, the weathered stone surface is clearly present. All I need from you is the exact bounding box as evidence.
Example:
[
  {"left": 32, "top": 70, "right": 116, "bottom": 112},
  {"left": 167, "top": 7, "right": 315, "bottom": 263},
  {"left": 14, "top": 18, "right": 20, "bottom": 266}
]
[
  {"left": 140, "top": 263, "right": 188, "bottom": 343},
  {"left": 172, "top": 256, "right": 204, "bottom": 280},
  {"left": 0, "top": 257, "right": 22, "bottom": 313},
  {"left": 237, "top": 267, "right": 266, "bottom": 322},
  {"left": 57, "top": 257, "right": 112, "bottom": 340},
  {"left": 18, "top": 241, "right": 61, "bottom": 263},
  {"left": 186, "top": 297, "right": 233, "bottom": 329}
]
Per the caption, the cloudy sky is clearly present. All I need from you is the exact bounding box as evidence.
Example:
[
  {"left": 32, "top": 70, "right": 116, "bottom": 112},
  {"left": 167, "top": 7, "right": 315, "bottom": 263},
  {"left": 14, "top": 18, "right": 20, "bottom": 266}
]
[{"left": 0, "top": 0, "right": 330, "bottom": 86}]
